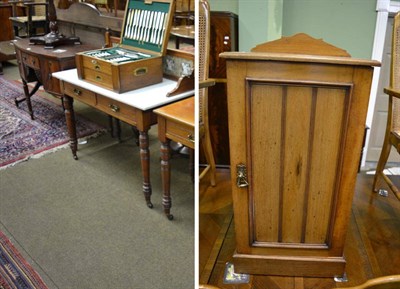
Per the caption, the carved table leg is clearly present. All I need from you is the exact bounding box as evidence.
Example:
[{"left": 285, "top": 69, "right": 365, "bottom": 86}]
[
  {"left": 139, "top": 130, "right": 153, "bottom": 208},
  {"left": 161, "top": 140, "right": 172, "bottom": 220},
  {"left": 62, "top": 95, "right": 78, "bottom": 160}
]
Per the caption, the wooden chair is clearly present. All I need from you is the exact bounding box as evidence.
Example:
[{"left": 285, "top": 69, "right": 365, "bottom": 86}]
[
  {"left": 337, "top": 275, "right": 400, "bottom": 289},
  {"left": 9, "top": 0, "right": 49, "bottom": 38},
  {"left": 199, "top": 0, "right": 216, "bottom": 186},
  {"left": 373, "top": 12, "right": 400, "bottom": 201}
]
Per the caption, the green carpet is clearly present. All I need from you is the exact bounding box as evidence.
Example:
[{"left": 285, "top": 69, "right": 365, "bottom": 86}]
[{"left": 0, "top": 124, "right": 194, "bottom": 289}]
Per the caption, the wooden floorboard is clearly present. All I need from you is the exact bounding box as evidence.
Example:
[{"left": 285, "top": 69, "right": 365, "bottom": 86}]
[{"left": 199, "top": 169, "right": 400, "bottom": 289}]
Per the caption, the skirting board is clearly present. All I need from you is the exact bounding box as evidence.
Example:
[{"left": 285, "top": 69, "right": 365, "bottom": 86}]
[{"left": 232, "top": 251, "right": 346, "bottom": 278}]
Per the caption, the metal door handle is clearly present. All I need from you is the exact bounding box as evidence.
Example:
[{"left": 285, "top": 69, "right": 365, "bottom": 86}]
[{"left": 236, "top": 164, "right": 249, "bottom": 188}]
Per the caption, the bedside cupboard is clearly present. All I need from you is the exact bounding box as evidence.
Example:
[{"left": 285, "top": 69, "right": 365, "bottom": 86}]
[{"left": 220, "top": 33, "right": 380, "bottom": 277}]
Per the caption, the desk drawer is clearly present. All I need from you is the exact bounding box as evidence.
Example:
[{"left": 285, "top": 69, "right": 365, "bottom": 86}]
[
  {"left": 97, "top": 95, "right": 137, "bottom": 126},
  {"left": 20, "top": 52, "right": 40, "bottom": 70},
  {"left": 63, "top": 82, "right": 96, "bottom": 106},
  {"left": 166, "top": 122, "right": 194, "bottom": 149}
]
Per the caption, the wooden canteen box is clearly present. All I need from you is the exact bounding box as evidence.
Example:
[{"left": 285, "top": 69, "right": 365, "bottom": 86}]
[
  {"left": 220, "top": 34, "right": 380, "bottom": 278},
  {"left": 76, "top": 0, "right": 175, "bottom": 93}
]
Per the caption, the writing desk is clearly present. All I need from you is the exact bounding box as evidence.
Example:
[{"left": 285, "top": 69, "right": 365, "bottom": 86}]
[
  {"left": 154, "top": 97, "right": 194, "bottom": 220},
  {"left": 53, "top": 68, "right": 194, "bottom": 209},
  {"left": 13, "top": 38, "right": 94, "bottom": 119}
]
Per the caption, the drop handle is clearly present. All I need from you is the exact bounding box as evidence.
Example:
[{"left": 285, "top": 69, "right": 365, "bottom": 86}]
[
  {"left": 109, "top": 104, "right": 120, "bottom": 113},
  {"left": 236, "top": 163, "right": 249, "bottom": 188},
  {"left": 73, "top": 88, "right": 82, "bottom": 96},
  {"left": 187, "top": 134, "right": 195, "bottom": 143}
]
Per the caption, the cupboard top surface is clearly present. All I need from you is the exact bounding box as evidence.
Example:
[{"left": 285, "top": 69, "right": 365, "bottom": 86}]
[
  {"left": 220, "top": 51, "right": 380, "bottom": 67},
  {"left": 220, "top": 33, "right": 380, "bottom": 67}
]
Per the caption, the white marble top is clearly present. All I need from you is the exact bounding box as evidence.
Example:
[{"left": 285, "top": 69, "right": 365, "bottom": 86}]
[{"left": 52, "top": 69, "right": 194, "bottom": 111}]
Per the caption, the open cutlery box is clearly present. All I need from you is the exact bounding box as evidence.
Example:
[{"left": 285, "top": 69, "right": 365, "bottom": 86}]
[{"left": 75, "top": 0, "right": 175, "bottom": 93}]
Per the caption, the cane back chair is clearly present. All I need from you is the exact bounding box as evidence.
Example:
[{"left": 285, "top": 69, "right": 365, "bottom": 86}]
[
  {"left": 373, "top": 12, "right": 400, "bottom": 200},
  {"left": 199, "top": 0, "right": 216, "bottom": 186}
]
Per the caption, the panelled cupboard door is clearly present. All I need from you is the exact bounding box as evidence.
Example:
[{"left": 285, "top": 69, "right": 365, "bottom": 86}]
[{"left": 220, "top": 34, "right": 380, "bottom": 278}]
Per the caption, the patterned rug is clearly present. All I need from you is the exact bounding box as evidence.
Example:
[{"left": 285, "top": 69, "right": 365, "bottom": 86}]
[
  {"left": 0, "top": 231, "right": 49, "bottom": 289},
  {"left": 0, "top": 76, "right": 105, "bottom": 169}
]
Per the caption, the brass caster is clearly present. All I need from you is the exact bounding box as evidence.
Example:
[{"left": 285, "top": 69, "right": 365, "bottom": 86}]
[
  {"left": 334, "top": 272, "right": 348, "bottom": 283},
  {"left": 223, "top": 262, "right": 249, "bottom": 284},
  {"left": 378, "top": 189, "right": 389, "bottom": 197}
]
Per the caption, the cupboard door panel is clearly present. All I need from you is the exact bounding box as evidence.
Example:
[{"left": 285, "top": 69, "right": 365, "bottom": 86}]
[
  {"left": 305, "top": 87, "right": 347, "bottom": 244},
  {"left": 280, "top": 86, "right": 313, "bottom": 244},
  {"left": 247, "top": 81, "right": 352, "bottom": 249},
  {"left": 250, "top": 84, "right": 282, "bottom": 244}
]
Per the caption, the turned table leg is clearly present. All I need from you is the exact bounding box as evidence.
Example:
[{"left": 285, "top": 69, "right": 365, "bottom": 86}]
[
  {"left": 62, "top": 95, "right": 78, "bottom": 160},
  {"left": 139, "top": 130, "right": 153, "bottom": 208},
  {"left": 161, "top": 140, "right": 172, "bottom": 220}
]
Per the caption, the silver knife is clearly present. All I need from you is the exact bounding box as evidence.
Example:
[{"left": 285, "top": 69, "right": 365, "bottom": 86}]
[
  {"left": 152, "top": 12, "right": 161, "bottom": 44},
  {"left": 156, "top": 13, "right": 165, "bottom": 45},
  {"left": 133, "top": 10, "right": 140, "bottom": 40},
  {"left": 159, "top": 12, "right": 168, "bottom": 45}
]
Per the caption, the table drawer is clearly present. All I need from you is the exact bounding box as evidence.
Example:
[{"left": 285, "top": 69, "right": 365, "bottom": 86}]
[
  {"left": 20, "top": 52, "right": 40, "bottom": 70},
  {"left": 166, "top": 122, "right": 194, "bottom": 149},
  {"left": 97, "top": 95, "right": 137, "bottom": 125},
  {"left": 63, "top": 82, "right": 96, "bottom": 106}
]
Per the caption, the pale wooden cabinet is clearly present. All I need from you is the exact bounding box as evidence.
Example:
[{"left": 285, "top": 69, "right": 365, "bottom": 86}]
[{"left": 220, "top": 34, "right": 380, "bottom": 277}]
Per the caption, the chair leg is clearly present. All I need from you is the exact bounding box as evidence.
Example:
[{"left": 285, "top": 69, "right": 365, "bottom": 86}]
[
  {"left": 372, "top": 135, "right": 392, "bottom": 193},
  {"left": 201, "top": 133, "right": 216, "bottom": 187}
]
